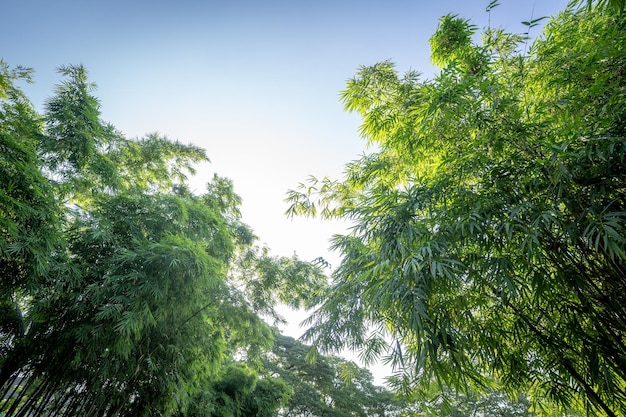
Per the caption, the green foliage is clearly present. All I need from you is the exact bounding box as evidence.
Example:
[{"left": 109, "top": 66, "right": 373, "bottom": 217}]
[
  {"left": 231, "top": 246, "right": 328, "bottom": 324},
  {"left": 196, "top": 362, "right": 292, "bottom": 417},
  {"left": 263, "top": 334, "right": 407, "bottom": 417},
  {"left": 0, "top": 61, "right": 60, "bottom": 293},
  {"left": 39, "top": 64, "right": 208, "bottom": 203},
  {"left": 430, "top": 15, "right": 480, "bottom": 72},
  {"left": 409, "top": 389, "right": 537, "bottom": 417},
  {"left": 41, "top": 65, "right": 103, "bottom": 173},
  {"left": 3, "top": 183, "right": 237, "bottom": 416},
  {"left": 288, "top": 4, "right": 626, "bottom": 417},
  {"left": 0, "top": 64, "right": 327, "bottom": 416},
  {"left": 570, "top": 0, "right": 625, "bottom": 13},
  {"left": 0, "top": 62, "right": 62, "bottom": 399}
]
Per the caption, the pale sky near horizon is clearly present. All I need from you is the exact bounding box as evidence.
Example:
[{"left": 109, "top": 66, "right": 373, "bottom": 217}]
[{"left": 3, "top": 0, "right": 569, "bottom": 380}]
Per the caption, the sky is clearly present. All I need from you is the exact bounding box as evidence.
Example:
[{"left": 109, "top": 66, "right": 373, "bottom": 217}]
[{"left": 2, "top": 0, "right": 569, "bottom": 380}]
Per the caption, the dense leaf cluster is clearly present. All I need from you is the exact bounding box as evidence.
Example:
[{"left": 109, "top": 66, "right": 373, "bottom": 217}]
[
  {"left": 0, "top": 64, "right": 335, "bottom": 416},
  {"left": 288, "top": 4, "right": 626, "bottom": 416},
  {"left": 263, "top": 334, "right": 407, "bottom": 417}
]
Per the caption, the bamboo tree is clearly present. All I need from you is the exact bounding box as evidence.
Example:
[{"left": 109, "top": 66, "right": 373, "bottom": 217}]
[
  {"left": 288, "top": 3, "right": 626, "bottom": 415},
  {"left": 1, "top": 65, "right": 327, "bottom": 416}
]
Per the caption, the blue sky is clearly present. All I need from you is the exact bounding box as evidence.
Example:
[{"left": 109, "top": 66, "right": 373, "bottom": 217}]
[{"left": 3, "top": 0, "right": 569, "bottom": 356}]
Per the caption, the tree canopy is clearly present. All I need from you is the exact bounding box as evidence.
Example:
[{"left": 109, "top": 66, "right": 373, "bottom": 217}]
[
  {"left": 288, "top": 3, "right": 626, "bottom": 416},
  {"left": 0, "top": 63, "right": 328, "bottom": 416},
  {"left": 3, "top": 1, "right": 626, "bottom": 416},
  {"left": 262, "top": 333, "right": 407, "bottom": 417}
]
